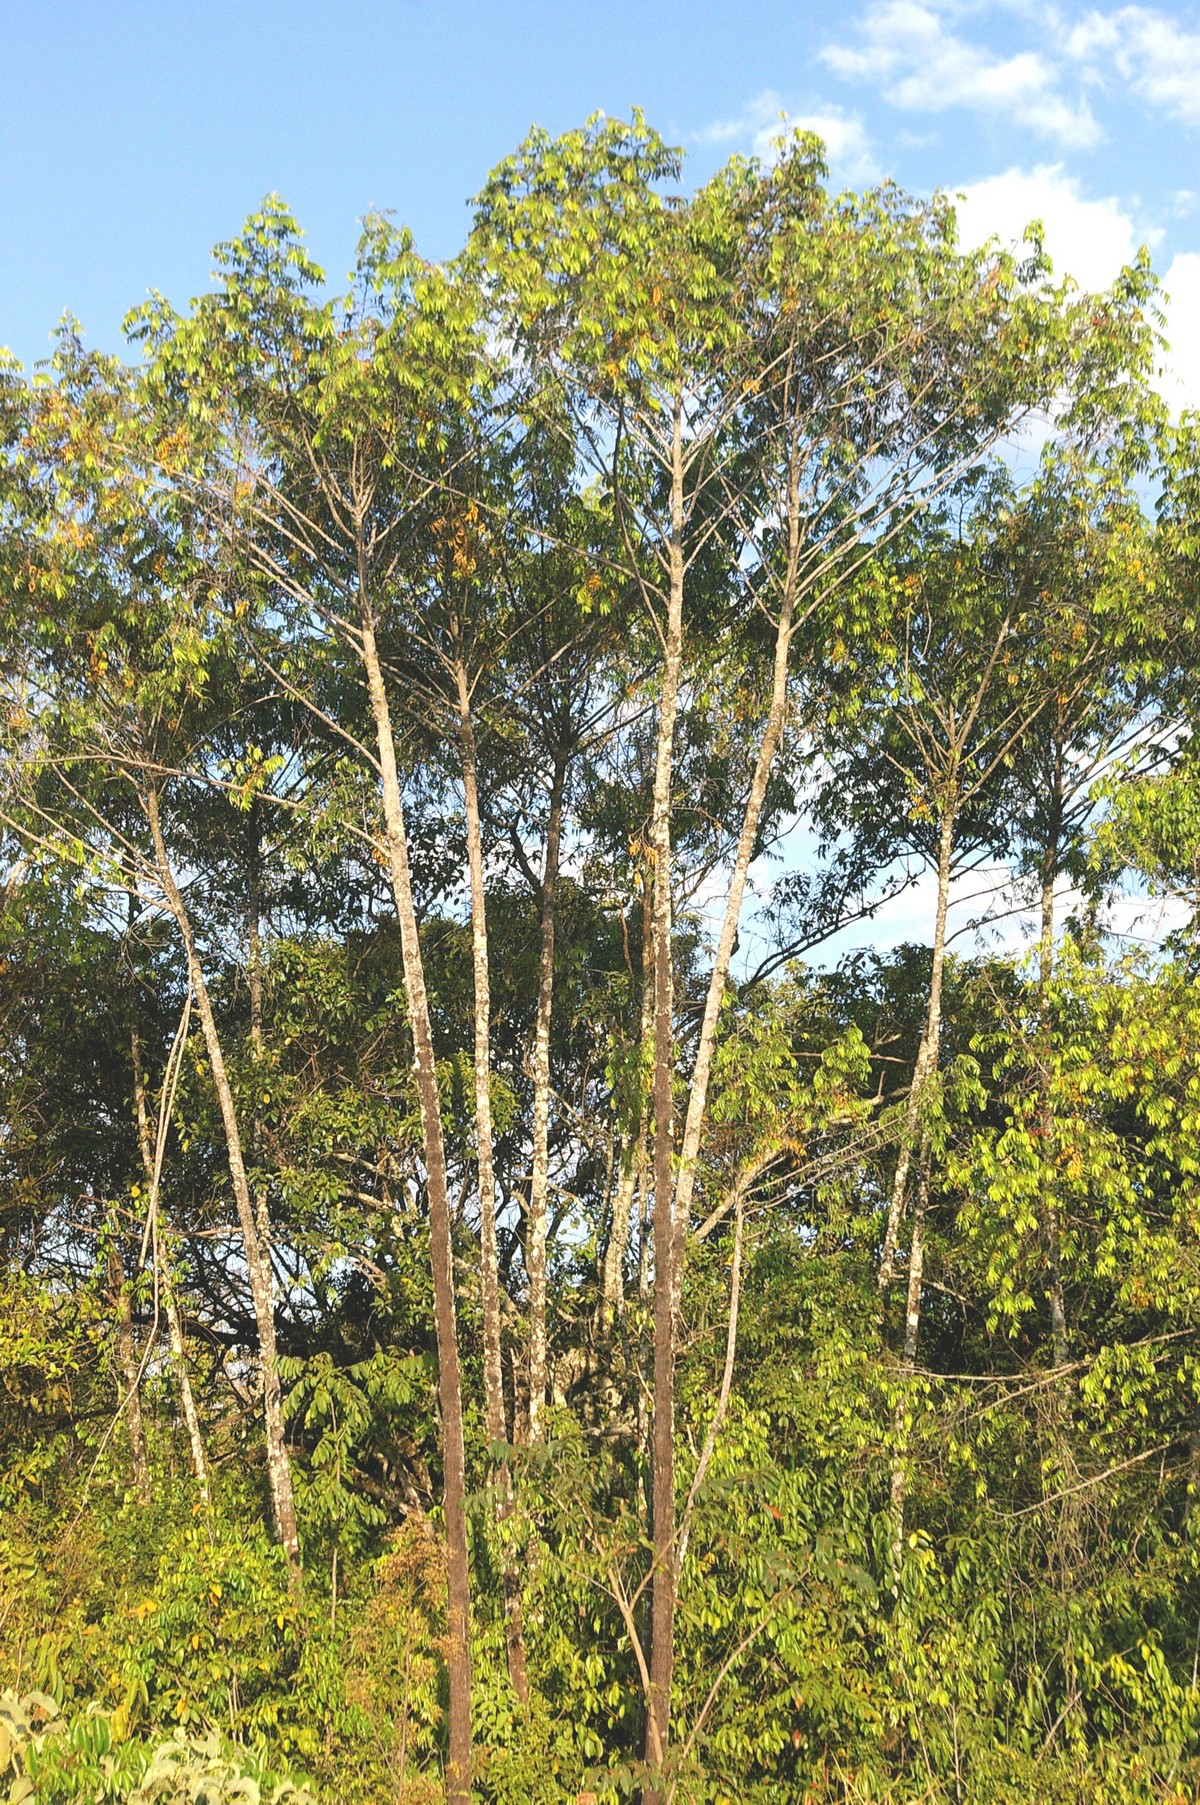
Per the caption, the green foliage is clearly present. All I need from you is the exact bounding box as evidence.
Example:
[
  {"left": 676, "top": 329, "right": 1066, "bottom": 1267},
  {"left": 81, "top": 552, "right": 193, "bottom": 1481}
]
[
  {"left": 1, "top": 107, "right": 1198, "bottom": 1805},
  {"left": 0, "top": 1691, "right": 314, "bottom": 1805}
]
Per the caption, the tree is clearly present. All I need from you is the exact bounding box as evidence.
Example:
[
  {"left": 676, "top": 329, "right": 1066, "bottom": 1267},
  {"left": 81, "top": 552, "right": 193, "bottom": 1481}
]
[
  {"left": 472, "top": 116, "right": 1091, "bottom": 1785},
  {"left": 0, "top": 331, "right": 302, "bottom": 1575}
]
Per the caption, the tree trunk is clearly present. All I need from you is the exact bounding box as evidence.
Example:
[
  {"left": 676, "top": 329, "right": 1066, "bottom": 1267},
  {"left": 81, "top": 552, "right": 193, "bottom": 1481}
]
[
  {"left": 600, "top": 1137, "right": 645, "bottom": 1336},
  {"left": 161, "top": 1260, "right": 210, "bottom": 1510},
  {"left": 455, "top": 659, "right": 529, "bottom": 1707},
  {"left": 645, "top": 395, "right": 686, "bottom": 1792},
  {"left": 676, "top": 1191, "right": 745, "bottom": 1578},
  {"left": 888, "top": 1140, "right": 929, "bottom": 1587},
  {"left": 527, "top": 748, "right": 566, "bottom": 1447},
  {"left": 245, "top": 805, "right": 271, "bottom": 1252},
  {"left": 668, "top": 536, "right": 799, "bottom": 1292},
  {"left": 107, "top": 1227, "right": 151, "bottom": 1507},
  {"left": 600, "top": 892, "right": 654, "bottom": 1336},
  {"left": 878, "top": 809, "right": 954, "bottom": 1588},
  {"left": 652, "top": 407, "right": 805, "bottom": 1340},
  {"left": 641, "top": 451, "right": 801, "bottom": 1772},
  {"left": 1034, "top": 754, "right": 1082, "bottom": 1726},
  {"left": 637, "top": 1160, "right": 652, "bottom": 1306},
  {"left": 1038, "top": 759, "right": 1068, "bottom": 1369},
  {"left": 132, "top": 1026, "right": 210, "bottom": 1507},
  {"left": 878, "top": 807, "right": 955, "bottom": 1292},
  {"left": 145, "top": 783, "right": 300, "bottom": 1585},
  {"left": 360, "top": 607, "right": 472, "bottom": 1802}
]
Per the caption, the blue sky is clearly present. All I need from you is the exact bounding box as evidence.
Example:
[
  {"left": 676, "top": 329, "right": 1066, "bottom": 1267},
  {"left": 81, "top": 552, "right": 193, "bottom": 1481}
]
[
  {"left": 2, "top": 0, "right": 1198, "bottom": 407},
  {"left": 3, "top": 0, "right": 1195, "bottom": 960}
]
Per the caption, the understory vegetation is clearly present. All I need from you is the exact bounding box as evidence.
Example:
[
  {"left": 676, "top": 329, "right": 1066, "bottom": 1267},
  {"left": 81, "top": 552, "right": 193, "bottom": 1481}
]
[{"left": 2, "top": 115, "right": 1200, "bottom": 1803}]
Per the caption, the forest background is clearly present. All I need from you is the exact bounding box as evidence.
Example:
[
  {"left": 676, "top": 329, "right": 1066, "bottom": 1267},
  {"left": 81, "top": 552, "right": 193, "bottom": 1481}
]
[{"left": 4, "top": 6, "right": 1200, "bottom": 1805}]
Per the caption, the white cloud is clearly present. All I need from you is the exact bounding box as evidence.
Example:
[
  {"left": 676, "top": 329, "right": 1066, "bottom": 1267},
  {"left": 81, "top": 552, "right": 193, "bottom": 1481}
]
[
  {"left": 822, "top": 1, "right": 1101, "bottom": 148},
  {"left": 1159, "top": 251, "right": 1200, "bottom": 415},
  {"left": 1065, "top": 6, "right": 1200, "bottom": 126},
  {"left": 693, "top": 90, "right": 785, "bottom": 148},
  {"left": 953, "top": 163, "right": 1139, "bottom": 291},
  {"left": 778, "top": 107, "right": 879, "bottom": 182},
  {"left": 952, "top": 164, "right": 1199, "bottom": 418},
  {"left": 694, "top": 91, "right": 878, "bottom": 184},
  {"left": 819, "top": 0, "right": 1200, "bottom": 146}
]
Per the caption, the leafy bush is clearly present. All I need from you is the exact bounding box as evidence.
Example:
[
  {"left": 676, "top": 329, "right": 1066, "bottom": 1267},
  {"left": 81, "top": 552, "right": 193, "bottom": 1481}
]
[{"left": 0, "top": 1691, "right": 315, "bottom": 1805}]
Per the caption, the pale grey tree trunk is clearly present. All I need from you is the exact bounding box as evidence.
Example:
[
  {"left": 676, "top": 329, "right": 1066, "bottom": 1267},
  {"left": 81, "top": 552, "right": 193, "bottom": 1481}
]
[
  {"left": 359, "top": 606, "right": 472, "bottom": 1801},
  {"left": 600, "top": 895, "right": 653, "bottom": 1335},
  {"left": 107, "top": 1229, "right": 151, "bottom": 1507},
  {"left": 131, "top": 1026, "right": 210, "bottom": 1507},
  {"left": 527, "top": 750, "right": 566, "bottom": 1447},
  {"left": 455, "top": 659, "right": 530, "bottom": 1706},
  {"left": 146, "top": 784, "right": 300, "bottom": 1585},
  {"left": 646, "top": 395, "right": 686, "bottom": 1791},
  {"left": 879, "top": 808, "right": 955, "bottom": 1292},
  {"left": 1038, "top": 757, "right": 1068, "bottom": 1369}
]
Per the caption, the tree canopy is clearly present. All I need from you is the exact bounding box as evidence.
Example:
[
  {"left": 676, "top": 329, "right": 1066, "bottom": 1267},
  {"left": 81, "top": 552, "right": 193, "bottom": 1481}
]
[{"left": 1, "top": 116, "right": 1199, "bottom": 1805}]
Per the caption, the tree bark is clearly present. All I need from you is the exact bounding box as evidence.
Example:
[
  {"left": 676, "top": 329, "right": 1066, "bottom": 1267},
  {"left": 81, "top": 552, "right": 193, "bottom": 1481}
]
[
  {"left": 600, "top": 893, "right": 654, "bottom": 1336},
  {"left": 527, "top": 748, "right": 566, "bottom": 1447},
  {"left": 640, "top": 450, "right": 802, "bottom": 1765},
  {"left": 888, "top": 1140, "right": 929, "bottom": 1587},
  {"left": 145, "top": 783, "right": 300, "bottom": 1585},
  {"left": 455, "top": 658, "right": 529, "bottom": 1707},
  {"left": 131, "top": 1026, "right": 210, "bottom": 1507},
  {"left": 1033, "top": 774, "right": 1082, "bottom": 1725},
  {"left": 879, "top": 807, "right": 955, "bottom": 1292},
  {"left": 676, "top": 1191, "right": 745, "bottom": 1577},
  {"left": 360, "top": 606, "right": 472, "bottom": 1801},
  {"left": 107, "top": 1227, "right": 151, "bottom": 1507},
  {"left": 1038, "top": 757, "right": 1068, "bottom": 1370},
  {"left": 877, "top": 809, "right": 953, "bottom": 1587},
  {"left": 245, "top": 805, "right": 271, "bottom": 1252},
  {"left": 667, "top": 524, "right": 799, "bottom": 1294},
  {"left": 600, "top": 1136, "right": 645, "bottom": 1336},
  {"left": 645, "top": 394, "right": 686, "bottom": 1792}
]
